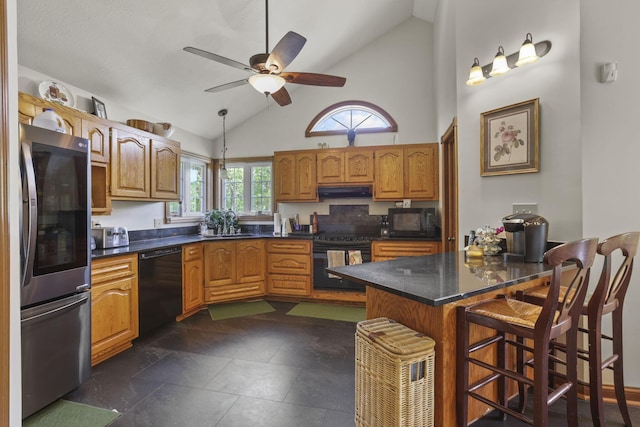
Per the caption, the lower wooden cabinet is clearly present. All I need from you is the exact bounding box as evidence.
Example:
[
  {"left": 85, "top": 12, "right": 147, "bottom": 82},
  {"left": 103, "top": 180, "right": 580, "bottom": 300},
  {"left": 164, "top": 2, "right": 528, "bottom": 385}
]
[
  {"left": 267, "top": 240, "right": 312, "bottom": 296},
  {"left": 182, "top": 243, "right": 204, "bottom": 315},
  {"left": 204, "top": 239, "right": 266, "bottom": 303},
  {"left": 372, "top": 240, "right": 441, "bottom": 262},
  {"left": 91, "top": 254, "right": 139, "bottom": 366}
]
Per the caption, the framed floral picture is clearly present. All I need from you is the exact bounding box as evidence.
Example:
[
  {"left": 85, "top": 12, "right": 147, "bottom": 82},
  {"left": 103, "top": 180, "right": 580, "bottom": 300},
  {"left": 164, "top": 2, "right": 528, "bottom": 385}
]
[{"left": 480, "top": 98, "right": 539, "bottom": 176}]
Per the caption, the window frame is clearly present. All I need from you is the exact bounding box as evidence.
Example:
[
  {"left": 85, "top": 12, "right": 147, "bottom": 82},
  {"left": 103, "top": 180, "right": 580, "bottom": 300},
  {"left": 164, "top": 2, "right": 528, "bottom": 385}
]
[
  {"left": 165, "top": 151, "right": 212, "bottom": 223},
  {"left": 305, "top": 100, "right": 398, "bottom": 138},
  {"left": 215, "top": 156, "right": 274, "bottom": 222}
]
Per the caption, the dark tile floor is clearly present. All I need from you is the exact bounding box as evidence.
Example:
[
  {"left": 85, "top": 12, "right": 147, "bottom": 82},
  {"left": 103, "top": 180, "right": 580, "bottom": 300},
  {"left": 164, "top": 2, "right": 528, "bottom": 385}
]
[{"left": 63, "top": 300, "right": 640, "bottom": 426}]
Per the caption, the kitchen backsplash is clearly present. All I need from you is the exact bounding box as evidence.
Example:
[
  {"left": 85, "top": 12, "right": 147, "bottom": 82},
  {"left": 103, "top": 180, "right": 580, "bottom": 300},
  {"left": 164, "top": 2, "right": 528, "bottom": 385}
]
[{"left": 313, "top": 205, "right": 383, "bottom": 236}]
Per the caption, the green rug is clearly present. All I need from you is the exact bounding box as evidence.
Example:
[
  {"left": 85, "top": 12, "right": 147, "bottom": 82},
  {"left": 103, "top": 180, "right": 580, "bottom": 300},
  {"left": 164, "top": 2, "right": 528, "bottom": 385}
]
[
  {"left": 23, "top": 399, "right": 119, "bottom": 427},
  {"left": 286, "top": 302, "right": 366, "bottom": 323},
  {"left": 208, "top": 300, "right": 275, "bottom": 320}
]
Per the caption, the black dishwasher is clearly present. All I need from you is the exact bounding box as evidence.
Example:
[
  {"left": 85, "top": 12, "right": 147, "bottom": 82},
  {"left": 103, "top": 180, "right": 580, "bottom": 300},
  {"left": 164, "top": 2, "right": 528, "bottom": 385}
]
[{"left": 138, "top": 246, "right": 182, "bottom": 337}]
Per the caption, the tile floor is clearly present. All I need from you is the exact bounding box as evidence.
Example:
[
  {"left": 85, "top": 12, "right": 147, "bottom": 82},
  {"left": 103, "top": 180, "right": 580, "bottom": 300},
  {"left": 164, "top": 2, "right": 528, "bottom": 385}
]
[{"left": 64, "top": 301, "right": 640, "bottom": 426}]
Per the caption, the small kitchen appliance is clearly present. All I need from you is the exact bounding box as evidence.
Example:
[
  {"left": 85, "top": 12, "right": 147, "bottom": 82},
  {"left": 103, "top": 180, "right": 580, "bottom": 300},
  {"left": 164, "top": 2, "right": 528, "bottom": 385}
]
[
  {"left": 91, "top": 226, "right": 129, "bottom": 249},
  {"left": 502, "top": 213, "right": 549, "bottom": 263},
  {"left": 387, "top": 207, "right": 436, "bottom": 238}
]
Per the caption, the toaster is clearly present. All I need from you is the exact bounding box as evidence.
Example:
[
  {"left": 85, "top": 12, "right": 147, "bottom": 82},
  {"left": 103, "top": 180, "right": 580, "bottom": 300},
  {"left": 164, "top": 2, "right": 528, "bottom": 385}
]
[{"left": 91, "top": 227, "right": 129, "bottom": 249}]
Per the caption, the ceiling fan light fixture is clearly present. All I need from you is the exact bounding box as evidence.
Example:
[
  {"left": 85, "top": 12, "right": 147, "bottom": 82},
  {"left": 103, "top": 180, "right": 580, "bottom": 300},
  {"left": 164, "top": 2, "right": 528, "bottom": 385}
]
[{"left": 249, "top": 74, "right": 286, "bottom": 95}]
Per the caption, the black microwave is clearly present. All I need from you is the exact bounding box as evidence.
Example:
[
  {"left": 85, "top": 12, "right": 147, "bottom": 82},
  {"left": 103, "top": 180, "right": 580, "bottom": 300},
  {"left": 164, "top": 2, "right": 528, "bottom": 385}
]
[{"left": 387, "top": 208, "right": 436, "bottom": 238}]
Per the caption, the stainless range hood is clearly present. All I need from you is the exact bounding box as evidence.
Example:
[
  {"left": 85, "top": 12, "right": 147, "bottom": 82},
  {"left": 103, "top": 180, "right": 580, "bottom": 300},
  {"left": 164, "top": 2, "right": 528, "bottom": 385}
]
[{"left": 317, "top": 185, "right": 373, "bottom": 199}]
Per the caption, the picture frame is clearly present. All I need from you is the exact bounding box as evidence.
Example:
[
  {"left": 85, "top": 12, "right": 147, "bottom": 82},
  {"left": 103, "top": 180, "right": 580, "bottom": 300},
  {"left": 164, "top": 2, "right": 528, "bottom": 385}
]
[
  {"left": 480, "top": 98, "right": 539, "bottom": 176},
  {"left": 92, "top": 96, "right": 107, "bottom": 119}
]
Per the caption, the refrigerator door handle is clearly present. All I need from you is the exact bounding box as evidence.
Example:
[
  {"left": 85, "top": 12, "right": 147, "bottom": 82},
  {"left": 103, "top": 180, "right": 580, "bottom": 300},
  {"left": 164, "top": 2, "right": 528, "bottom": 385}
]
[
  {"left": 21, "top": 293, "right": 88, "bottom": 324},
  {"left": 20, "top": 142, "right": 38, "bottom": 289}
]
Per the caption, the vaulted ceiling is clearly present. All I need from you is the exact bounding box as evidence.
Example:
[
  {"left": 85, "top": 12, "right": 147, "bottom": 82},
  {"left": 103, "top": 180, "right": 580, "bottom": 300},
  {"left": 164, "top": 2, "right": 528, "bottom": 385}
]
[{"left": 17, "top": 0, "right": 437, "bottom": 140}]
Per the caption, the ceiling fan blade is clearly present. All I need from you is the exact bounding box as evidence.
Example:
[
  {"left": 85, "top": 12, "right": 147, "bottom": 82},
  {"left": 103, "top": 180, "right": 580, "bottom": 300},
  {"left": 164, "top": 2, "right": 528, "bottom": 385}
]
[
  {"left": 265, "top": 31, "right": 307, "bottom": 72},
  {"left": 184, "top": 46, "right": 254, "bottom": 73},
  {"left": 270, "top": 86, "right": 292, "bottom": 106},
  {"left": 280, "top": 72, "right": 346, "bottom": 87},
  {"left": 204, "top": 79, "right": 249, "bottom": 93}
]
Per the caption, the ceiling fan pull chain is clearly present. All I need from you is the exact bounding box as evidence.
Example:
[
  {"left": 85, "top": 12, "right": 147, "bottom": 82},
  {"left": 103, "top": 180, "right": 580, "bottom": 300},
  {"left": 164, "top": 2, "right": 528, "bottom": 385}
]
[{"left": 265, "top": 0, "right": 269, "bottom": 52}]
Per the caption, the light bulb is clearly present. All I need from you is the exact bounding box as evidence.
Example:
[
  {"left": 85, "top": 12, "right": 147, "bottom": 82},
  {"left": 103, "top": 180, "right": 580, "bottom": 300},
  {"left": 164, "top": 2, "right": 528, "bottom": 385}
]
[{"left": 489, "top": 46, "right": 510, "bottom": 77}]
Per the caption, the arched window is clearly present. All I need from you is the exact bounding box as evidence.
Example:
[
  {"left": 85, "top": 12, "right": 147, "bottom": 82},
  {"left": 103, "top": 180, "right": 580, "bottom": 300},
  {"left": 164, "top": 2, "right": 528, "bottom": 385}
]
[{"left": 305, "top": 101, "right": 398, "bottom": 143}]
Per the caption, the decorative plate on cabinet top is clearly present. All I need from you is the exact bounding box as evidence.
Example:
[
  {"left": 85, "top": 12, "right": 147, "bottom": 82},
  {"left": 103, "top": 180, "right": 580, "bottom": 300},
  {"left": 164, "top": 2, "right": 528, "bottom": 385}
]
[{"left": 38, "top": 81, "right": 74, "bottom": 108}]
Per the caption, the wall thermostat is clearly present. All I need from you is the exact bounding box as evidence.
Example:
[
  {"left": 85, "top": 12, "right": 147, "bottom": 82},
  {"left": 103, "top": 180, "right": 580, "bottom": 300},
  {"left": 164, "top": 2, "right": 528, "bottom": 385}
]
[{"left": 601, "top": 62, "right": 618, "bottom": 83}]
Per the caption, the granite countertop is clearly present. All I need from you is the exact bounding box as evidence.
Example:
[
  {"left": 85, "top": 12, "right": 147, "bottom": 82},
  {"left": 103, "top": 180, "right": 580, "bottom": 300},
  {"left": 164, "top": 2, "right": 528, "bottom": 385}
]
[
  {"left": 91, "top": 233, "right": 313, "bottom": 259},
  {"left": 326, "top": 251, "right": 558, "bottom": 306}
]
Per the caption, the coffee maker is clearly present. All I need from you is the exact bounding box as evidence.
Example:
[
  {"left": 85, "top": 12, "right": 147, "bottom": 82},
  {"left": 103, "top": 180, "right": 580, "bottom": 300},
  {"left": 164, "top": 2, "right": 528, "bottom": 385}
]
[{"left": 502, "top": 213, "right": 549, "bottom": 263}]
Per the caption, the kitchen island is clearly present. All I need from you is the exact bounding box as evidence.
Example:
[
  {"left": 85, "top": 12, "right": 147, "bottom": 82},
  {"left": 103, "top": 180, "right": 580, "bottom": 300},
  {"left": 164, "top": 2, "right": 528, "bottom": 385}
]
[{"left": 327, "top": 251, "right": 559, "bottom": 426}]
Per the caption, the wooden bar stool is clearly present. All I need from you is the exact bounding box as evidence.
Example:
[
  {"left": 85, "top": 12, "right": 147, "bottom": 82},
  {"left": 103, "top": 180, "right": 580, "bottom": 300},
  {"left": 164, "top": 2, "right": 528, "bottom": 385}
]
[
  {"left": 518, "top": 231, "right": 639, "bottom": 427},
  {"left": 456, "top": 238, "right": 598, "bottom": 427}
]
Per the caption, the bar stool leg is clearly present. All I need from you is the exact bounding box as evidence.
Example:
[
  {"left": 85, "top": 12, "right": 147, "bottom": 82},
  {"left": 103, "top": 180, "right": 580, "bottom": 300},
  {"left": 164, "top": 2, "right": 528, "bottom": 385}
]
[
  {"left": 565, "top": 327, "right": 580, "bottom": 427},
  {"left": 533, "top": 339, "right": 550, "bottom": 427},
  {"left": 612, "top": 309, "right": 632, "bottom": 427},
  {"left": 588, "top": 308, "right": 606, "bottom": 427}
]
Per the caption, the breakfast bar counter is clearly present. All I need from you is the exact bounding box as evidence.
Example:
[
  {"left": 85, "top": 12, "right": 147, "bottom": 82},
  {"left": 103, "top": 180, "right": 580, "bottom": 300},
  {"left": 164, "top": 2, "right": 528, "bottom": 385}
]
[{"left": 327, "top": 251, "right": 558, "bottom": 426}]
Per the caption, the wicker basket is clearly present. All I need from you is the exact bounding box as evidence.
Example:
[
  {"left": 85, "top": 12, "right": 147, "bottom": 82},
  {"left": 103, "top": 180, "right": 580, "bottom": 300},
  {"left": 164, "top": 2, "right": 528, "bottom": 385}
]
[{"left": 355, "top": 317, "right": 435, "bottom": 427}]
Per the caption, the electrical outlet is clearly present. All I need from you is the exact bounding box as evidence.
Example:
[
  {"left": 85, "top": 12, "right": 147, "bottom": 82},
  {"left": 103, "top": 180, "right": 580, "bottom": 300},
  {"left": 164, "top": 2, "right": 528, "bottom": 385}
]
[
  {"left": 512, "top": 203, "right": 538, "bottom": 215},
  {"left": 154, "top": 218, "right": 163, "bottom": 228}
]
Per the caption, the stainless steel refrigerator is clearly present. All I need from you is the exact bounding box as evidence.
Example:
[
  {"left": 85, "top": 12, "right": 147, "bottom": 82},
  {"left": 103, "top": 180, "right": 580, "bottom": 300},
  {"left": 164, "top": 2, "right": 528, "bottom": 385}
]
[{"left": 19, "top": 123, "right": 91, "bottom": 419}]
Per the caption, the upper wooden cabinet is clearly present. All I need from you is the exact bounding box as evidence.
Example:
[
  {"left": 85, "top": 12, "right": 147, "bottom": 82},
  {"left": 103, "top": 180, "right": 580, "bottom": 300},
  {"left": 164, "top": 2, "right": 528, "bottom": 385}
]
[
  {"left": 317, "top": 148, "right": 374, "bottom": 184},
  {"left": 374, "top": 143, "right": 439, "bottom": 201},
  {"left": 19, "top": 92, "right": 81, "bottom": 136},
  {"left": 274, "top": 151, "right": 318, "bottom": 202},
  {"left": 110, "top": 126, "right": 180, "bottom": 201},
  {"left": 110, "top": 127, "right": 151, "bottom": 199},
  {"left": 82, "top": 118, "right": 110, "bottom": 163}
]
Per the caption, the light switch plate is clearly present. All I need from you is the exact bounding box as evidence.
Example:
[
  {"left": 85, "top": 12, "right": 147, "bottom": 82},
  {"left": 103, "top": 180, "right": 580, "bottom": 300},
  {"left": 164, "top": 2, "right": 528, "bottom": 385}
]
[
  {"left": 154, "top": 218, "right": 163, "bottom": 228},
  {"left": 513, "top": 203, "right": 538, "bottom": 215}
]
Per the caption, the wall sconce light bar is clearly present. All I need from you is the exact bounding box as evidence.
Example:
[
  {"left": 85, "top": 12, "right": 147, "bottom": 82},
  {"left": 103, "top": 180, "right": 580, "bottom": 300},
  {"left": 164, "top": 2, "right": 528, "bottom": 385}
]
[{"left": 466, "top": 37, "right": 552, "bottom": 86}]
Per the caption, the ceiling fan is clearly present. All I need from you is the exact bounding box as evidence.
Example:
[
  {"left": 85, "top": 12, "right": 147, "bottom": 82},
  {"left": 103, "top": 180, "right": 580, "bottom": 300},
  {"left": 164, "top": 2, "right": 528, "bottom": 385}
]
[{"left": 183, "top": 0, "right": 346, "bottom": 106}]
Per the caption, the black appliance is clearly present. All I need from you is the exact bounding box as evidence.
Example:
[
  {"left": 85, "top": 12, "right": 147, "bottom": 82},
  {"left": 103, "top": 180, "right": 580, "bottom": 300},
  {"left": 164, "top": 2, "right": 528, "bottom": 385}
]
[
  {"left": 317, "top": 185, "right": 373, "bottom": 199},
  {"left": 387, "top": 207, "right": 436, "bottom": 238},
  {"left": 19, "top": 123, "right": 91, "bottom": 418},
  {"left": 502, "top": 213, "right": 549, "bottom": 263},
  {"left": 312, "top": 235, "right": 371, "bottom": 291},
  {"left": 138, "top": 246, "right": 183, "bottom": 336}
]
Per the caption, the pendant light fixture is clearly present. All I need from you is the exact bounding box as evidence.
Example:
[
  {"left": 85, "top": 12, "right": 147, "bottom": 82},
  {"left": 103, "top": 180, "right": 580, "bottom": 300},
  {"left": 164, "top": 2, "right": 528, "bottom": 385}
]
[
  {"left": 515, "top": 33, "right": 539, "bottom": 67},
  {"left": 489, "top": 46, "right": 510, "bottom": 76},
  {"left": 218, "top": 108, "right": 229, "bottom": 181}
]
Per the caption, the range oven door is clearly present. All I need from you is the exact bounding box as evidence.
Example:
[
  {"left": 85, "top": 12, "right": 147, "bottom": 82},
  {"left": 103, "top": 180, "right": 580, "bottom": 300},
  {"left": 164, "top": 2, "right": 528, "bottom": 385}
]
[{"left": 312, "top": 241, "right": 370, "bottom": 291}]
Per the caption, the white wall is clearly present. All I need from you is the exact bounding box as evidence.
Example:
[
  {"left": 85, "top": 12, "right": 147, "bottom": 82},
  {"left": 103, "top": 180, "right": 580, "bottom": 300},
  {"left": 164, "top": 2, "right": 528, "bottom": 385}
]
[
  {"left": 581, "top": 0, "right": 640, "bottom": 386},
  {"left": 455, "top": 0, "right": 582, "bottom": 242}
]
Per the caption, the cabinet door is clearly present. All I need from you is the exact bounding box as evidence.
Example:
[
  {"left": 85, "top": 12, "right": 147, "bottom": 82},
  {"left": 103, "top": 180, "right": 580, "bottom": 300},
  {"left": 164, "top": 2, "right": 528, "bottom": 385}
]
[
  {"left": 82, "top": 118, "right": 110, "bottom": 163},
  {"left": 296, "top": 152, "right": 318, "bottom": 201},
  {"left": 91, "top": 275, "right": 138, "bottom": 364},
  {"left": 317, "top": 151, "right": 344, "bottom": 184},
  {"left": 405, "top": 144, "right": 439, "bottom": 200},
  {"left": 273, "top": 153, "right": 296, "bottom": 201},
  {"left": 150, "top": 139, "right": 180, "bottom": 200},
  {"left": 236, "top": 240, "right": 265, "bottom": 284},
  {"left": 374, "top": 148, "right": 404, "bottom": 200},
  {"left": 204, "top": 241, "right": 235, "bottom": 287},
  {"left": 372, "top": 241, "right": 440, "bottom": 261},
  {"left": 110, "top": 128, "right": 150, "bottom": 198},
  {"left": 345, "top": 149, "right": 374, "bottom": 183},
  {"left": 183, "top": 258, "right": 203, "bottom": 313}
]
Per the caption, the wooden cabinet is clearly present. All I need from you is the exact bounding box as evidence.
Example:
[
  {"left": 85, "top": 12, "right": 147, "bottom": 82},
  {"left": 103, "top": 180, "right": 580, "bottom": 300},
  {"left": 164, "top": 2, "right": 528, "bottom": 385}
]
[
  {"left": 151, "top": 138, "right": 180, "bottom": 199},
  {"left": 18, "top": 92, "right": 81, "bottom": 136},
  {"left": 182, "top": 243, "right": 204, "bottom": 316},
  {"left": 273, "top": 151, "right": 318, "bottom": 202},
  {"left": 91, "top": 254, "right": 139, "bottom": 366},
  {"left": 373, "top": 143, "right": 439, "bottom": 201},
  {"left": 372, "top": 240, "right": 441, "bottom": 262},
  {"left": 110, "top": 127, "right": 151, "bottom": 199},
  {"left": 83, "top": 118, "right": 112, "bottom": 215},
  {"left": 267, "top": 240, "right": 312, "bottom": 296},
  {"left": 317, "top": 148, "right": 374, "bottom": 184},
  {"left": 204, "top": 239, "right": 266, "bottom": 303}
]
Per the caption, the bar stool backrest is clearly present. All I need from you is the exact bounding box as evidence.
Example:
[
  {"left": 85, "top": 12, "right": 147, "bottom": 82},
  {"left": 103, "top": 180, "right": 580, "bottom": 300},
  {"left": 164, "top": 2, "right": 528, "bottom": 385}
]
[{"left": 541, "top": 238, "right": 598, "bottom": 335}]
